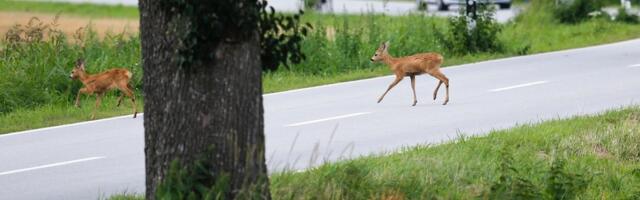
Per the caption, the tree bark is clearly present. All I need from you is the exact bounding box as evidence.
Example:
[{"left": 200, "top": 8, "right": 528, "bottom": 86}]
[{"left": 139, "top": 0, "right": 269, "bottom": 199}]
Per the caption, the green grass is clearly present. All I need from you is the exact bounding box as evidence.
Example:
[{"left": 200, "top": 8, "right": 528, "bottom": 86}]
[
  {"left": 0, "top": 0, "right": 139, "bottom": 18},
  {"left": 503, "top": 0, "right": 640, "bottom": 54},
  {"left": 2, "top": 0, "right": 640, "bottom": 134},
  {"left": 105, "top": 192, "right": 144, "bottom": 200},
  {"left": 109, "top": 106, "right": 640, "bottom": 199},
  {"left": 269, "top": 107, "right": 640, "bottom": 199}
]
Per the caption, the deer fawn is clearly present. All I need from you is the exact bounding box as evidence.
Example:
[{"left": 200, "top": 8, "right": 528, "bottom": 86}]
[
  {"left": 370, "top": 41, "right": 450, "bottom": 106},
  {"left": 70, "top": 59, "right": 138, "bottom": 119}
]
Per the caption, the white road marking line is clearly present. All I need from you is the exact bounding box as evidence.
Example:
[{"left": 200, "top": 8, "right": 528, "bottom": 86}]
[
  {"left": 0, "top": 157, "right": 105, "bottom": 176},
  {"left": 628, "top": 64, "right": 640, "bottom": 68},
  {"left": 285, "top": 112, "right": 371, "bottom": 127},
  {"left": 489, "top": 81, "right": 548, "bottom": 92}
]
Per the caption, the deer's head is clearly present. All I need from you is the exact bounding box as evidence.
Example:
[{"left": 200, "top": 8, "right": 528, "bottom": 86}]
[
  {"left": 70, "top": 59, "right": 86, "bottom": 80},
  {"left": 370, "top": 41, "right": 390, "bottom": 62}
]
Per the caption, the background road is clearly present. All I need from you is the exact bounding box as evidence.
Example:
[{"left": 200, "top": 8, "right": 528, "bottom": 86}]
[
  {"left": 1, "top": 39, "right": 639, "bottom": 199},
  {"left": 46, "top": 0, "right": 520, "bottom": 22}
]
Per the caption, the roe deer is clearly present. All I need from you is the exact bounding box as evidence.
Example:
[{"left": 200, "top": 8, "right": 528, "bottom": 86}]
[
  {"left": 370, "top": 41, "right": 449, "bottom": 106},
  {"left": 70, "top": 59, "right": 137, "bottom": 119}
]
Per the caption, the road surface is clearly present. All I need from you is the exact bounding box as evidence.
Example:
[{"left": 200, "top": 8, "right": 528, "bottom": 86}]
[{"left": 1, "top": 39, "right": 640, "bottom": 199}]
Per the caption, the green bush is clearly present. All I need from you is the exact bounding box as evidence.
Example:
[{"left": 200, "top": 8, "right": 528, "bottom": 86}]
[
  {"left": 304, "top": 0, "right": 318, "bottom": 10},
  {"left": 435, "top": 4, "right": 503, "bottom": 55},
  {"left": 553, "top": 0, "right": 603, "bottom": 24},
  {"left": 615, "top": 8, "right": 640, "bottom": 24},
  {"left": 155, "top": 160, "right": 230, "bottom": 200}
]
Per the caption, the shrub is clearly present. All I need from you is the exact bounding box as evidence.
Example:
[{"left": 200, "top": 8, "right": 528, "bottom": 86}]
[
  {"left": 155, "top": 160, "right": 230, "bottom": 200},
  {"left": 615, "top": 8, "right": 639, "bottom": 24},
  {"left": 304, "top": 0, "right": 319, "bottom": 10},
  {"left": 483, "top": 148, "right": 592, "bottom": 199},
  {"left": 545, "top": 158, "right": 590, "bottom": 200},
  {"left": 553, "top": 0, "right": 604, "bottom": 24},
  {"left": 435, "top": 4, "right": 503, "bottom": 55}
]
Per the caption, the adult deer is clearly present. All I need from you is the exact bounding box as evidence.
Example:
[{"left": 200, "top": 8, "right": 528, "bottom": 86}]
[
  {"left": 370, "top": 41, "right": 450, "bottom": 106},
  {"left": 70, "top": 59, "right": 137, "bottom": 119}
]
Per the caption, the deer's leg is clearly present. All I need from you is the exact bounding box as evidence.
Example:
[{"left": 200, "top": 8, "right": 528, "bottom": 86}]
[
  {"left": 378, "top": 76, "right": 403, "bottom": 103},
  {"left": 410, "top": 75, "right": 417, "bottom": 106},
  {"left": 92, "top": 93, "right": 104, "bottom": 120},
  {"left": 125, "top": 84, "right": 138, "bottom": 118},
  {"left": 433, "top": 80, "right": 443, "bottom": 100},
  {"left": 432, "top": 72, "right": 450, "bottom": 105},
  {"left": 75, "top": 88, "right": 88, "bottom": 108},
  {"left": 116, "top": 93, "right": 125, "bottom": 107}
]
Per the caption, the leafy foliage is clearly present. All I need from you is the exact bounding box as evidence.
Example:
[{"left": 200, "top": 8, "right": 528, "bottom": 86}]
[
  {"left": 553, "top": 0, "right": 603, "bottom": 24},
  {"left": 155, "top": 160, "right": 230, "bottom": 200},
  {"left": 304, "top": 0, "right": 319, "bottom": 10},
  {"left": 485, "top": 148, "right": 541, "bottom": 199},
  {"left": 615, "top": 8, "right": 639, "bottom": 24},
  {"left": 484, "top": 148, "right": 591, "bottom": 199},
  {"left": 156, "top": 0, "right": 261, "bottom": 68},
  {"left": 435, "top": 4, "right": 503, "bottom": 55},
  {"left": 545, "top": 158, "right": 590, "bottom": 200},
  {"left": 258, "top": 1, "right": 312, "bottom": 71},
  {"left": 156, "top": 0, "right": 311, "bottom": 71}
]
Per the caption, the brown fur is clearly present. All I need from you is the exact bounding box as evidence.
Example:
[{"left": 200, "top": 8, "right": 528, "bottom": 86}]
[
  {"left": 70, "top": 59, "right": 137, "bottom": 119},
  {"left": 371, "top": 41, "right": 450, "bottom": 106}
]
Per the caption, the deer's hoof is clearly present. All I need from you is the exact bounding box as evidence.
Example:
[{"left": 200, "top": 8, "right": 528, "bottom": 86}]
[
  {"left": 412, "top": 102, "right": 417, "bottom": 106},
  {"left": 442, "top": 101, "right": 449, "bottom": 105}
]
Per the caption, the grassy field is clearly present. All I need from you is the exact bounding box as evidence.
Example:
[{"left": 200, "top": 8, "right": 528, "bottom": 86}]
[
  {"left": 268, "top": 107, "right": 640, "bottom": 199},
  {"left": 109, "top": 106, "right": 640, "bottom": 199},
  {"left": 1, "top": 0, "right": 640, "bottom": 134}
]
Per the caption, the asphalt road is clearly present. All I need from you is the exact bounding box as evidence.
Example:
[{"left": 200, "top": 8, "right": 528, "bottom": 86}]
[{"left": 1, "top": 39, "right": 640, "bottom": 199}]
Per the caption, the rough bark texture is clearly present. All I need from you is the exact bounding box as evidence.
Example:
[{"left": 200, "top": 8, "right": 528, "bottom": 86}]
[{"left": 139, "top": 0, "right": 269, "bottom": 199}]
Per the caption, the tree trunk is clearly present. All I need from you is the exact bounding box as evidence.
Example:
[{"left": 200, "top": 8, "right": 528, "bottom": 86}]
[{"left": 139, "top": 0, "right": 269, "bottom": 199}]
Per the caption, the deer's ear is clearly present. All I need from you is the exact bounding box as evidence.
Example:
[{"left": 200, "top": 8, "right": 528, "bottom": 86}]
[
  {"left": 75, "top": 59, "right": 85, "bottom": 70},
  {"left": 384, "top": 41, "right": 390, "bottom": 49}
]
